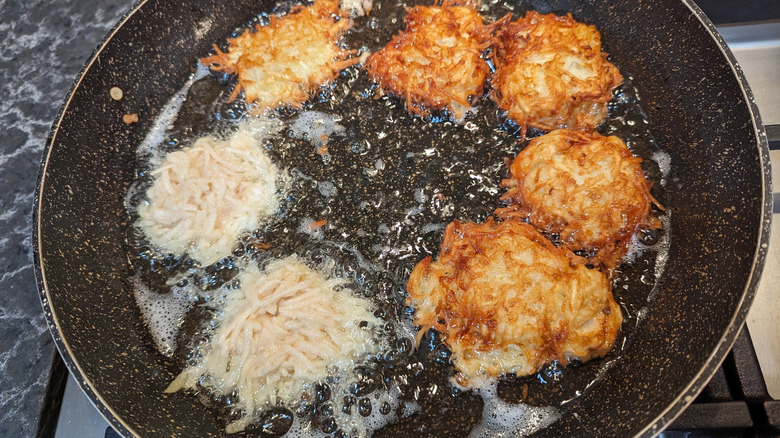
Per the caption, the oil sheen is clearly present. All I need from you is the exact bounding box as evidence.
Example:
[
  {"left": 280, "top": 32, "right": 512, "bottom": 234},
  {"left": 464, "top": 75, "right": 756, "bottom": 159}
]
[{"left": 124, "top": 1, "right": 671, "bottom": 436}]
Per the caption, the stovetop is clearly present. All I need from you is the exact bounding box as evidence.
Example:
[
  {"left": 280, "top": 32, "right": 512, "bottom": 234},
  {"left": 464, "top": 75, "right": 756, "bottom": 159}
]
[{"left": 44, "top": 4, "right": 780, "bottom": 438}]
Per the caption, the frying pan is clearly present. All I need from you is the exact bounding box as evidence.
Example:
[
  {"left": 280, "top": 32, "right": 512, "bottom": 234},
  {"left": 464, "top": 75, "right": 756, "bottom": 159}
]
[{"left": 33, "top": 0, "right": 771, "bottom": 436}]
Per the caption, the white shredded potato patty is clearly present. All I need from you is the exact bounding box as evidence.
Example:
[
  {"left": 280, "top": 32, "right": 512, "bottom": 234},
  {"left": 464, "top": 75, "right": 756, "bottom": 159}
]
[
  {"left": 137, "top": 122, "right": 280, "bottom": 266},
  {"left": 165, "top": 256, "right": 380, "bottom": 433}
]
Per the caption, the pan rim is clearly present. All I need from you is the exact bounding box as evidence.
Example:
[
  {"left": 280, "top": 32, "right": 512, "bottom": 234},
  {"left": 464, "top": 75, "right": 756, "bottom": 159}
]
[
  {"left": 31, "top": 0, "right": 773, "bottom": 437},
  {"left": 32, "top": 1, "right": 149, "bottom": 437},
  {"left": 635, "top": 0, "right": 772, "bottom": 436}
]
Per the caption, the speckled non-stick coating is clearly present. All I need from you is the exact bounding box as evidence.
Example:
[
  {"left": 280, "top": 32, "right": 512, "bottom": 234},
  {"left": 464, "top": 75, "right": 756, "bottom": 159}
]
[{"left": 34, "top": 0, "right": 770, "bottom": 436}]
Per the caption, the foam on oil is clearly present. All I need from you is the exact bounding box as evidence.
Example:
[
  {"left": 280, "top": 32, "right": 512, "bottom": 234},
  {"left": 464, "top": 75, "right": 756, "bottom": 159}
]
[
  {"left": 136, "top": 62, "right": 211, "bottom": 161},
  {"left": 469, "top": 379, "right": 559, "bottom": 438},
  {"left": 132, "top": 275, "right": 195, "bottom": 357}
]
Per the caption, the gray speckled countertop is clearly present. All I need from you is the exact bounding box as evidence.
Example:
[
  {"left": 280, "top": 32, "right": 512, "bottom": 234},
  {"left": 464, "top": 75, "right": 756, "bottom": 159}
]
[{"left": 0, "top": 0, "right": 134, "bottom": 435}]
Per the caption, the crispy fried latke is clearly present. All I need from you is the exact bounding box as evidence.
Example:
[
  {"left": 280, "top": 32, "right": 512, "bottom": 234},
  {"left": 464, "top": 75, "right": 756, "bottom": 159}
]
[
  {"left": 491, "top": 11, "right": 623, "bottom": 136},
  {"left": 200, "top": 0, "right": 358, "bottom": 111},
  {"left": 497, "top": 129, "right": 660, "bottom": 270},
  {"left": 364, "top": 4, "right": 493, "bottom": 122},
  {"left": 407, "top": 218, "right": 622, "bottom": 382}
]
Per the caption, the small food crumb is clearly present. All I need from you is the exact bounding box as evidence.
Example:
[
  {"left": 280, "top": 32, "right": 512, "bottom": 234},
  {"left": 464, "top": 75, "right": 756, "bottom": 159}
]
[
  {"left": 317, "top": 145, "right": 329, "bottom": 155},
  {"left": 310, "top": 219, "right": 327, "bottom": 229},
  {"left": 123, "top": 113, "right": 139, "bottom": 124},
  {"left": 110, "top": 87, "right": 124, "bottom": 101},
  {"left": 250, "top": 240, "right": 271, "bottom": 250}
]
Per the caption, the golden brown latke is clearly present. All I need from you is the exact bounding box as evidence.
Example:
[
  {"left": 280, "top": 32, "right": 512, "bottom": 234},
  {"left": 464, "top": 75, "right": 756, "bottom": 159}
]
[
  {"left": 407, "top": 218, "right": 622, "bottom": 383},
  {"left": 491, "top": 11, "right": 623, "bottom": 136},
  {"left": 364, "top": 4, "right": 493, "bottom": 122},
  {"left": 497, "top": 129, "right": 659, "bottom": 270},
  {"left": 200, "top": 0, "right": 358, "bottom": 111}
]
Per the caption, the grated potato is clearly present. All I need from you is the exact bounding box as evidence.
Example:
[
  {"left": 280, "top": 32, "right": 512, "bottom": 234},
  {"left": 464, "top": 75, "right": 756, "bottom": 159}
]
[
  {"left": 407, "top": 218, "right": 622, "bottom": 384},
  {"left": 497, "top": 129, "right": 660, "bottom": 270},
  {"left": 137, "top": 121, "right": 280, "bottom": 266},
  {"left": 165, "top": 256, "right": 380, "bottom": 433},
  {"left": 491, "top": 11, "right": 623, "bottom": 136},
  {"left": 201, "top": 0, "right": 358, "bottom": 111},
  {"left": 365, "top": 4, "right": 493, "bottom": 122}
]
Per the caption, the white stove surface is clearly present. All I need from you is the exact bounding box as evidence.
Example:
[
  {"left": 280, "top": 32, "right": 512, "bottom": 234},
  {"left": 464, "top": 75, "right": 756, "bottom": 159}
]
[
  {"left": 53, "top": 20, "right": 780, "bottom": 438},
  {"left": 722, "top": 20, "right": 780, "bottom": 399},
  {"left": 55, "top": 373, "right": 111, "bottom": 437}
]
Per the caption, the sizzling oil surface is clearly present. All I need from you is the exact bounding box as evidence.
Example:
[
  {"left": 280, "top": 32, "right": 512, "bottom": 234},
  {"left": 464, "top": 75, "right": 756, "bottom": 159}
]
[{"left": 124, "top": 1, "right": 671, "bottom": 436}]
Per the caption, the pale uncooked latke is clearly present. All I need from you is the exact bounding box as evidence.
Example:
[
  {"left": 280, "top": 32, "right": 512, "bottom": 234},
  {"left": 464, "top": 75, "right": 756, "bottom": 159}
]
[
  {"left": 137, "top": 120, "right": 282, "bottom": 265},
  {"left": 165, "top": 256, "right": 380, "bottom": 433}
]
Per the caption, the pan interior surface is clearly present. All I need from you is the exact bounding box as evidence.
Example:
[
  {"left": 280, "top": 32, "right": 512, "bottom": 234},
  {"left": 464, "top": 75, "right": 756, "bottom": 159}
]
[{"left": 35, "top": 0, "right": 769, "bottom": 436}]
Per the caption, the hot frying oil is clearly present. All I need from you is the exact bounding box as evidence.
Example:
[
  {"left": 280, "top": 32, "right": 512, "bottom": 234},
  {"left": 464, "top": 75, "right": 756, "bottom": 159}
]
[{"left": 124, "top": 1, "right": 671, "bottom": 436}]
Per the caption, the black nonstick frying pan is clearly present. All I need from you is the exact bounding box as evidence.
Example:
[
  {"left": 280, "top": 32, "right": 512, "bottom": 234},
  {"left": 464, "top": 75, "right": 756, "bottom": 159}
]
[{"left": 34, "top": 0, "right": 771, "bottom": 436}]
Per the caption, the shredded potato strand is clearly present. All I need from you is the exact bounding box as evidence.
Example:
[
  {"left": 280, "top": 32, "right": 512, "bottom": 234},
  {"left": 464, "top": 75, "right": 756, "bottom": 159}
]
[
  {"left": 491, "top": 11, "right": 623, "bottom": 134},
  {"left": 365, "top": 4, "right": 493, "bottom": 122},
  {"left": 497, "top": 129, "right": 657, "bottom": 270},
  {"left": 165, "top": 257, "right": 379, "bottom": 433},
  {"left": 201, "top": 0, "right": 357, "bottom": 111},
  {"left": 407, "top": 219, "right": 622, "bottom": 384},
  {"left": 138, "top": 123, "right": 280, "bottom": 266}
]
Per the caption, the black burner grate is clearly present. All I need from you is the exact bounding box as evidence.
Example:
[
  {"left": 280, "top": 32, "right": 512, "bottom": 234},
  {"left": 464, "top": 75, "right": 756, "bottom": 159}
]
[{"left": 661, "top": 328, "right": 780, "bottom": 437}]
